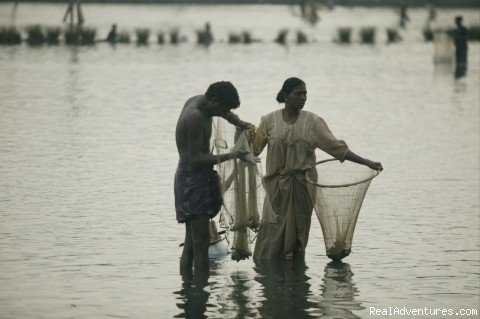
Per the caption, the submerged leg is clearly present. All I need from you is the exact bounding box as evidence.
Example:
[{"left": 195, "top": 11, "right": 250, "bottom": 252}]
[
  {"left": 180, "top": 221, "right": 193, "bottom": 271},
  {"left": 190, "top": 215, "right": 210, "bottom": 275}
]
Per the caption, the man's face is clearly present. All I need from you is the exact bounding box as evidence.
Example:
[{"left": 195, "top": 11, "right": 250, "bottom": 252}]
[{"left": 208, "top": 98, "right": 230, "bottom": 116}]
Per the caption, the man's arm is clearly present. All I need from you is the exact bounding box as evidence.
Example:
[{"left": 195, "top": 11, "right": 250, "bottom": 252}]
[
  {"left": 345, "top": 150, "right": 383, "bottom": 171},
  {"left": 187, "top": 113, "right": 245, "bottom": 170},
  {"left": 222, "top": 111, "right": 251, "bottom": 129}
]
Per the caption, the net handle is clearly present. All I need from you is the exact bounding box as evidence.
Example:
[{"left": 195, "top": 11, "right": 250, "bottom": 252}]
[{"left": 306, "top": 158, "right": 381, "bottom": 188}]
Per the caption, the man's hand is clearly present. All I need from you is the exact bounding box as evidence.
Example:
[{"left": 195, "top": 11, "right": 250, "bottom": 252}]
[
  {"left": 238, "top": 121, "right": 252, "bottom": 130},
  {"left": 232, "top": 150, "right": 249, "bottom": 162}
]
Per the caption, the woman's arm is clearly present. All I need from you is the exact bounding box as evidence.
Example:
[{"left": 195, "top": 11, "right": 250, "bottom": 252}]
[
  {"left": 251, "top": 116, "right": 268, "bottom": 156},
  {"left": 344, "top": 150, "right": 383, "bottom": 171},
  {"left": 313, "top": 115, "right": 382, "bottom": 171}
]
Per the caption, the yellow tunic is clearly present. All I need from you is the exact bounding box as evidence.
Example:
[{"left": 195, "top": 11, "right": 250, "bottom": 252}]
[{"left": 252, "top": 109, "right": 349, "bottom": 259}]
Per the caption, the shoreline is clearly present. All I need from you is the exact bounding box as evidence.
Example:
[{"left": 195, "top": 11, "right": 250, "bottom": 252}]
[{"left": 0, "top": 0, "right": 479, "bottom": 8}]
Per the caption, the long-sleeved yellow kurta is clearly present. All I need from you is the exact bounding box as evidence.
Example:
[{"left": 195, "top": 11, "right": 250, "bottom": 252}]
[{"left": 252, "top": 109, "right": 349, "bottom": 259}]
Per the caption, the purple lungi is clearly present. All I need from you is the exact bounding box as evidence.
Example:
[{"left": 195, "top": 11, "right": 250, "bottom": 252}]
[{"left": 174, "top": 162, "right": 223, "bottom": 223}]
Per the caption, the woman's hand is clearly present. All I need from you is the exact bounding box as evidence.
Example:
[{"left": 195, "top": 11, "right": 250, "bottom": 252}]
[
  {"left": 345, "top": 150, "right": 383, "bottom": 172},
  {"left": 367, "top": 160, "right": 383, "bottom": 171}
]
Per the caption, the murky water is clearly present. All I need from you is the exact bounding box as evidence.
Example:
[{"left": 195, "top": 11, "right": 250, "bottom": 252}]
[{"left": 1, "top": 4, "right": 479, "bottom": 319}]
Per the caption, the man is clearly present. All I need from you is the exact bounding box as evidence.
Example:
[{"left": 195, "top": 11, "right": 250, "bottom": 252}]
[
  {"left": 106, "top": 24, "right": 117, "bottom": 43},
  {"left": 399, "top": 3, "right": 410, "bottom": 29},
  {"left": 453, "top": 16, "right": 468, "bottom": 79},
  {"left": 175, "top": 81, "right": 250, "bottom": 275}
]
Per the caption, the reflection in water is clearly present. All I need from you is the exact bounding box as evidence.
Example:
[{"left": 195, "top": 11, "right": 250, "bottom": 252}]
[
  {"left": 69, "top": 46, "right": 80, "bottom": 64},
  {"left": 434, "top": 62, "right": 454, "bottom": 77},
  {"left": 317, "top": 262, "right": 364, "bottom": 319},
  {"left": 174, "top": 268, "right": 210, "bottom": 319},
  {"left": 254, "top": 260, "right": 363, "bottom": 319},
  {"left": 453, "top": 80, "right": 467, "bottom": 95},
  {"left": 67, "top": 47, "right": 82, "bottom": 118},
  {"left": 254, "top": 260, "right": 315, "bottom": 319},
  {"left": 229, "top": 271, "right": 256, "bottom": 319},
  {"left": 175, "top": 261, "right": 363, "bottom": 319}
]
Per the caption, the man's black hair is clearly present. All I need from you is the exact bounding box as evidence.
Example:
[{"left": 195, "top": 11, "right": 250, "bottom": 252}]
[{"left": 205, "top": 81, "right": 240, "bottom": 110}]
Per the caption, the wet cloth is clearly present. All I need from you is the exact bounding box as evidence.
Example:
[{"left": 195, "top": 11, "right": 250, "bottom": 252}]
[
  {"left": 251, "top": 110, "right": 349, "bottom": 259},
  {"left": 174, "top": 162, "right": 223, "bottom": 223}
]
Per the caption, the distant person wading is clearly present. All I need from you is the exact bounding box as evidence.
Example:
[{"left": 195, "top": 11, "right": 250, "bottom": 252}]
[
  {"left": 106, "top": 24, "right": 117, "bottom": 43},
  {"left": 454, "top": 16, "right": 468, "bottom": 78}
]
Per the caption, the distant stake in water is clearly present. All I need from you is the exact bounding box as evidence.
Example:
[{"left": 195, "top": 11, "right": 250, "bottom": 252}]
[
  {"left": 275, "top": 29, "right": 288, "bottom": 45},
  {"left": 360, "top": 27, "right": 376, "bottom": 44},
  {"left": 336, "top": 27, "right": 352, "bottom": 44},
  {"left": 136, "top": 28, "right": 150, "bottom": 45}
]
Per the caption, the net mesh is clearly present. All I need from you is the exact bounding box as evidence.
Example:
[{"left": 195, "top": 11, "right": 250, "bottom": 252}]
[
  {"left": 307, "top": 159, "right": 379, "bottom": 262},
  {"left": 212, "top": 118, "right": 266, "bottom": 261}
]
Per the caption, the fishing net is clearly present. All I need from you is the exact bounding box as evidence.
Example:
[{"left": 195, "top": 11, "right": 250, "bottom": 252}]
[
  {"left": 306, "top": 159, "right": 380, "bottom": 262},
  {"left": 212, "top": 119, "right": 269, "bottom": 262}
]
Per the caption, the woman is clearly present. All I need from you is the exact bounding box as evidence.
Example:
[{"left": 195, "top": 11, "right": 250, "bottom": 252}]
[{"left": 252, "top": 77, "right": 382, "bottom": 260}]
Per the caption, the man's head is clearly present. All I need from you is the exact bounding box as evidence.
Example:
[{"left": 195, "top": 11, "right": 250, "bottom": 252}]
[
  {"left": 205, "top": 81, "right": 240, "bottom": 114},
  {"left": 455, "top": 16, "right": 463, "bottom": 27}
]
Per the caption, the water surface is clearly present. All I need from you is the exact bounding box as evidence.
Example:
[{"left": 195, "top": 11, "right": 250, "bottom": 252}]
[{"left": 0, "top": 4, "right": 479, "bottom": 319}]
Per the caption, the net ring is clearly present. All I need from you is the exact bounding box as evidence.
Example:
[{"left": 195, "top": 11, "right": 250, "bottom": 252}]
[{"left": 305, "top": 158, "right": 381, "bottom": 188}]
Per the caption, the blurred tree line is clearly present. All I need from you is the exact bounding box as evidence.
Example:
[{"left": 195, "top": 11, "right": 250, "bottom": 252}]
[{"left": 0, "top": 0, "right": 479, "bottom": 7}]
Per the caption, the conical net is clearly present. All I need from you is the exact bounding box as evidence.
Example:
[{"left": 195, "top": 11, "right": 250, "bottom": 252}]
[
  {"left": 212, "top": 119, "right": 270, "bottom": 261},
  {"left": 306, "top": 159, "right": 380, "bottom": 262}
]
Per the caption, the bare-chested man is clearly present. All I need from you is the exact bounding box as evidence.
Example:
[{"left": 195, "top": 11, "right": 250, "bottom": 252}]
[{"left": 175, "top": 81, "right": 250, "bottom": 276}]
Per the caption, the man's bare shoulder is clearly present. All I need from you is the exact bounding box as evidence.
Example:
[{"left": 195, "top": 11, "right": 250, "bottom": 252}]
[
  {"left": 184, "top": 95, "right": 202, "bottom": 108},
  {"left": 179, "top": 95, "right": 206, "bottom": 126}
]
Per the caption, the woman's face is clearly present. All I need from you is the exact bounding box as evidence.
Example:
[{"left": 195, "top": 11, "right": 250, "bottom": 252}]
[{"left": 285, "top": 84, "right": 307, "bottom": 110}]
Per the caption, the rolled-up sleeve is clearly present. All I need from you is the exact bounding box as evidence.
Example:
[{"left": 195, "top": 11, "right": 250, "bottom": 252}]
[
  {"left": 252, "top": 116, "right": 268, "bottom": 156},
  {"left": 314, "top": 116, "right": 349, "bottom": 162}
]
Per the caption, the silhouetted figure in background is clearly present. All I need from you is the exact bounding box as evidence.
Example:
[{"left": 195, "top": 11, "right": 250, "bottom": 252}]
[
  {"left": 204, "top": 22, "right": 213, "bottom": 45},
  {"left": 399, "top": 4, "right": 410, "bottom": 29},
  {"left": 427, "top": 1, "right": 437, "bottom": 24},
  {"left": 299, "top": 0, "right": 307, "bottom": 18},
  {"left": 106, "top": 24, "right": 117, "bottom": 43},
  {"left": 454, "top": 16, "right": 468, "bottom": 79},
  {"left": 309, "top": 2, "right": 319, "bottom": 25},
  {"left": 196, "top": 22, "right": 213, "bottom": 46},
  {"left": 325, "top": 0, "right": 335, "bottom": 10},
  {"left": 63, "top": 0, "right": 84, "bottom": 26},
  {"left": 10, "top": 0, "right": 19, "bottom": 25}
]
